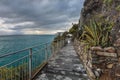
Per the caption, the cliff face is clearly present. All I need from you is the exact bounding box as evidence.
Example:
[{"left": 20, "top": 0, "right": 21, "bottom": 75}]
[
  {"left": 80, "top": 0, "right": 120, "bottom": 43},
  {"left": 76, "top": 0, "right": 120, "bottom": 80},
  {"left": 80, "top": 0, "right": 120, "bottom": 57}
]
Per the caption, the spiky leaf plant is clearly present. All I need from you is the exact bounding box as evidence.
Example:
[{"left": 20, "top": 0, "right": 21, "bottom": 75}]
[{"left": 80, "top": 20, "right": 113, "bottom": 47}]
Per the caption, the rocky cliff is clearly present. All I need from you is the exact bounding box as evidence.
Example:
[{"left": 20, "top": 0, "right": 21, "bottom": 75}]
[
  {"left": 75, "top": 0, "right": 120, "bottom": 80},
  {"left": 80, "top": 0, "right": 120, "bottom": 44}
]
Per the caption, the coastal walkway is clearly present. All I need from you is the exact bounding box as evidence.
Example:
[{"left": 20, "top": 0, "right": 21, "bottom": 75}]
[{"left": 35, "top": 43, "right": 89, "bottom": 80}]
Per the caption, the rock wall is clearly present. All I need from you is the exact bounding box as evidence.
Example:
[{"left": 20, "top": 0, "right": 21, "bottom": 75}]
[
  {"left": 74, "top": 39, "right": 120, "bottom": 80},
  {"left": 74, "top": 39, "right": 95, "bottom": 80}
]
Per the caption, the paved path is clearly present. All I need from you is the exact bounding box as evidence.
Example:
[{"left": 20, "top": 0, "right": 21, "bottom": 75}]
[{"left": 35, "top": 43, "right": 89, "bottom": 80}]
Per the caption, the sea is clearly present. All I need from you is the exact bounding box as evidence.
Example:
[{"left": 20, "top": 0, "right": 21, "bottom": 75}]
[{"left": 0, "top": 35, "right": 55, "bottom": 66}]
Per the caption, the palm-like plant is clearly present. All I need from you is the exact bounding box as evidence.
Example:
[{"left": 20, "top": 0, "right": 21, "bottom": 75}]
[{"left": 80, "top": 20, "right": 113, "bottom": 47}]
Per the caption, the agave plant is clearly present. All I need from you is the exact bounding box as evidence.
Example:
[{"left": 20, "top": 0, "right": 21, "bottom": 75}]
[
  {"left": 80, "top": 20, "right": 113, "bottom": 47},
  {"left": 103, "top": 0, "right": 113, "bottom": 6}
]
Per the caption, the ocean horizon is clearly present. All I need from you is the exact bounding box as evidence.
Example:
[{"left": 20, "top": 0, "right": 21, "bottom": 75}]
[
  {"left": 0, "top": 35, "right": 55, "bottom": 55},
  {"left": 0, "top": 35, "right": 55, "bottom": 66}
]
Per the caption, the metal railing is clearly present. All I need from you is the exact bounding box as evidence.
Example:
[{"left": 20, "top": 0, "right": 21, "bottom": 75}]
[{"left": 0, "top": 39, "right": 66, "bottom": 80}]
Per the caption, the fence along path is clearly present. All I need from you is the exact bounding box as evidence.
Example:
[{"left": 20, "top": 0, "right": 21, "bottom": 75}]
[
  {"left": 35, "top": 42, "right": 89, "bottom": 80},
  {"left": 0, "top": 39, "right": 65, "bottom": 80}
]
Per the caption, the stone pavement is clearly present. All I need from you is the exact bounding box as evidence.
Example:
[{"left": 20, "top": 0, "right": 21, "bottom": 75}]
[{"left": 35, "top": 43, "right": 89, "bottom": 80}]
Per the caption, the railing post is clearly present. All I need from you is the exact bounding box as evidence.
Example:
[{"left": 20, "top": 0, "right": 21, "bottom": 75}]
[
  {"left": 51, "top": 45, "right": 54, "bottom": 55},
  {"left": 61, "top": 39, "right": 62, "bottom": 48},
  {"left": 58, "top": 40, "right": 60, "bottom": 50},
  {"left": 62, "top": 39, "right": 64, "bottom": 47},
  {"left": 58, "top": 40, "right": 60, "bottom": 49},
  {"left": 63, "top": 39, "right": 64, "bottom": 46},
  {"left": 29, "top": 48, "right": 32, "bottom": 80},
  {"left": 57, "top": 40, "right": 59, "bottom": 51},
  {"left": 45, "top": 43, "right": 48, "bottom": 61},
  {"left": 60, "top": 40, "right": 61, "bottom": 48}
]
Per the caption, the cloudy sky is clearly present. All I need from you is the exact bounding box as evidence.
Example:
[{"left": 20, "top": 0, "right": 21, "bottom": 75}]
[{"left": 0, "top": 0, "right": 84, "bottom": 35}]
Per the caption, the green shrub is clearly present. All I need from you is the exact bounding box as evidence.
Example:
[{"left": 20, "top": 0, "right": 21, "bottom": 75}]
[
  {"left": 103, "top": 0, "right": 113, "bottom": 6},
  {"left": 0, "top": 64, "right": 27, "bottom": 80},
  {"left": 69, "top": 24, "right": 79, "bottom": 39},
  {"left": 80, "top": 20, "right": 113, "bottom": 47},
  {"left": 116, "top": 5, "right": 120, "bottom": 11}
]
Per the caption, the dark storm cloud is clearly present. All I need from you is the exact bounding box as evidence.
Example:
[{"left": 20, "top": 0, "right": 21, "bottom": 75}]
[{"left": 0, "top": 0, "right": 84, "bottom": 34}]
